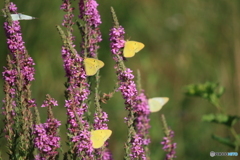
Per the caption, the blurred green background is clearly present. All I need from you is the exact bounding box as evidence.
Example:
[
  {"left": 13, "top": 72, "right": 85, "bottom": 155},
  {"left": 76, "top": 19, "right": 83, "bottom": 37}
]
[{"left": 0, "top": 0, "right": 239, "bottom": 159}]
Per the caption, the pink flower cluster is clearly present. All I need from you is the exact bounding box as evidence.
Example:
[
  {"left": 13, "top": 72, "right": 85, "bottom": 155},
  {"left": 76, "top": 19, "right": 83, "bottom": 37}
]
[
  {"left": 3, "top": 2, "right": 35, "bottom": 85},
  {"left": 109, "top": 26, "right": 125, "bottom": 62},
  {"left": 79, "top": 0, "right": 102, "bottom": 57},
  {"left": 34, "top": 119, "right": 61, "bottom": 159},
  {"left": 161, "top": 130, "right": 177, "bottom": 160},
  {"left": 109, "top": 25, "right": 149, "bottom": 159}
]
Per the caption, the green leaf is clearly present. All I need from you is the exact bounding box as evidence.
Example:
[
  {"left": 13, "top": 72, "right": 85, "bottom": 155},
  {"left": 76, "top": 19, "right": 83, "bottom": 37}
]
[
  {"left": 202, "top": 114, "right": 240, "bottom": 127},
  {"left": 217, "top": 86, "right": 225, "bottom": 97},
  {"left": 212, "top": 134, "right": 235, "bottom": 149},
  {"left": 202, "top": 114, "right": 215, "bottom": 122},
  {"left": 184, "top": 82, "right": 225, "bottom": 101}
]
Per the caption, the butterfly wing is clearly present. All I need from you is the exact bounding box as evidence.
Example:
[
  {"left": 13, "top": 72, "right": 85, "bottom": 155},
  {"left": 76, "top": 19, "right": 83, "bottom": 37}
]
[
  {"left": 90, "top": 129, "right": 112, "bottom": 149},
  {"left": 84, "top": 58, "right": 104, "bottom": 76},
  {"left": 148, "top": 97, "right": 169, "bottom": 112},
  {"left": 10, "top": 14, "right": 19, "bottom": 21},
  {"left": 123, "top": 41, "right": 136, "bottom": 58},
  {"left": 134, "top": 41, "right": 145, "bottom": 53},
  {"left": 123, "top": 41, "right": 145, "bottom": 58},
  {"left": 11, "top": 13, "right": 36, "bottom": 21},
  {"left": 95, "top": 59, "right": 104, "bottom": 69}
]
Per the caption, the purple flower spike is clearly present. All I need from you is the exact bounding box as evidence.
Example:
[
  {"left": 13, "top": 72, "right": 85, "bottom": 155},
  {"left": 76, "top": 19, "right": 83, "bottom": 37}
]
[
  {"left": 79, "top": 0, "right": 111, "bottom": 158},
  {"left": 130, "top": 134, "right": 146, "bottom": 160},
  {"left": 62, "top": 43, "right": 93, "bottom": 158},
  {"left": 60, "top": 0, "right": 93, "bottom": 158},
  {"left": 79, "top": 0, "right": 102, "bottom": 57},
  {"left": 3, "top": 5, "right": 36, "bottom": 84},
  {"left": 79, "top": 0, "right": 101, "bottom": 27},
  {"left": 2, "top": 2, "right": 36, "bottom": 159},
  {"left": 34, "top": 119, "right": 61, "bottom": 159},
  {"left": 93, "top": 110, "right": 113, "bottom": 160},
  {"left": 93, "top": 111, "right": 109, "bottom": 130},
  {"left": 135, "top": 92, "right": 151, "bottom": 153},
  {"left": 109, "top": 8, "right": 150, "bottom": 159},
  {"left": 34, "top": 95, "right": 61, "bottom": 159},
  {"left": 109, "top": 26, "right": 125, "bottom": 62},
  {"left": 60, "top": 0, "right": 75, "bottom": 28},
  {"left": 161, "top": 129, "right": 177, "bottom": 160},
  {"left": 79, "top": 0, "right": 112, "bottom": 159}
]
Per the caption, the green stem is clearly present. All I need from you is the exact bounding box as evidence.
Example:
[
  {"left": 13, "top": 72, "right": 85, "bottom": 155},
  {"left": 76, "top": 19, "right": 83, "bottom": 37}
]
[{"left": 230, "top": 127, "right": 240, "bottom": 151}]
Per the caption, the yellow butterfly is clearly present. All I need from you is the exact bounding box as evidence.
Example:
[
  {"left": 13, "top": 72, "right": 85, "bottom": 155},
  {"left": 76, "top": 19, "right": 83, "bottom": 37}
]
[
  {"left": 148, "top": 97, "right": 169, "bottom": 112},
  {"left": 83, "top": 58, "right": 104, "bottom": 76},
  {"left": 123, "top": 41, "right": 145, "bottom": 58},
  {"left": 90, "top": 129, "right": 112, "bottom": 149}
]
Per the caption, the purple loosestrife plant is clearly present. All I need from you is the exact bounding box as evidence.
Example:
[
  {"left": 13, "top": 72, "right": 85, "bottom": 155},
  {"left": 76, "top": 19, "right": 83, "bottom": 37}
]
[
  {"left": 118, "top": 70, "right": 146, "bottom": 160},
  {"left": 59, "top": 0, "right": 93, "bottom": 159},
  {"left": 79, "top": 0, "right": 112, "bottom": 159},
  {"left": 161, "top": 131, "right": 177, "bottom": 160},
  {"left": 93, "top": 99, "right": 112, "bottom": 160},
  {"left": 79, "top": 0, "right": 106, "bottom": 131},
  {"left": 109, "top": 7, "right": 149, "bottom": 160},
  {"left": 135, "top": 71, "right": 151, "bottom": 159},
  {"left": 1, "top": 0, "right": 176, "bottom": 159},
  {"left": 135, "top": 91, "right": 151, "bottom": 159},
  {"left": 161, "top": 114, "right": 177, "bottom": 160},
  {"left": 92, "top": 77, "right": 113, "bottom": 159},
  {"left": 2, "top": 1, "right": 36, "bottom": 159},
  {"left": 34, "top": 95, "right": 61, "bottom": 160},
  {"left": 79, "top": 0, "right": 102, "bottom": 58}
]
